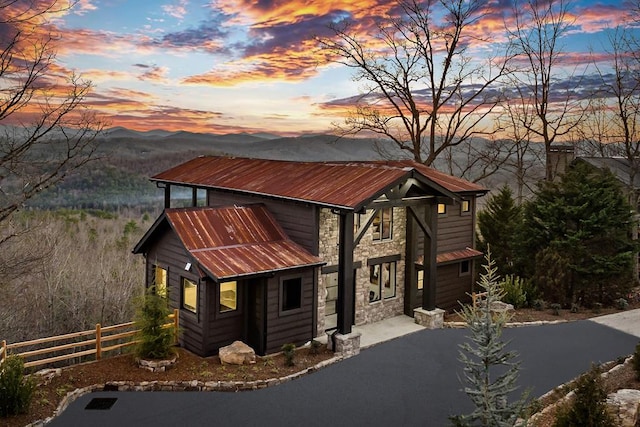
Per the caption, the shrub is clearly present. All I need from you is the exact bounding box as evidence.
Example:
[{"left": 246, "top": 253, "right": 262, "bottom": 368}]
[
  {"left": 570, "top": 303, "right": 580, "bottom": 313},
  {"left": 549, "top": 303, "right": 561, "bottom": 316},
  {"left": 615, "top": 298, "right": 629, "bottom": 310},
  {"left": 634, "top": 343, "right": 640, "bottom": 381},
  {"left": 592, "top": 302, "right": 603, "bottom": 314},
  {"left": 532, "top": 299, "right": 545, "bottom": 311},
  {"left": 501, "top": 275, "right": 528, "bottom": 308},
  {"left": 553, "top": 365, "right": 614, "bottom": 427},
  {"left": 0, "top": 355, "right": 36, "bottom": 417},
  {"left": 282, "top": 343, "right": 296, "bottom": 367},
  {"left": 309, "top": 340, "right": 323, "bottom": 355},
  {"left": 134, "top": 287, "right": 175, "bottom": 360}
]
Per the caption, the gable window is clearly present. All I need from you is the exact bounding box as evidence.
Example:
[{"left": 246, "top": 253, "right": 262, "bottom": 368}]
[
  {"left": 153, "top": 265, "right": 168, "bottom": 298},
  {"left": 461, "top": 200, "right": 470, "bottom": 214},
  {"left": 281, "top": 277, "right": 303, "bottom": 312},
  {"left": 437, "top": 203, "right": 447, "bottom": 215},
  {"left": 460, "top": 260, "right": 471, "bottom": 277},
  {"left": 220, "top": 281, "right": 237, "bottom": 313},
  {"left": 182, "top": 278, "right": 198, "bottom": 313},
  {"left": 372, "top": 208, "right": 393, "bottom": 241},
  {"left": 369, "top": 261, "right": 396, "bottom": 302}
]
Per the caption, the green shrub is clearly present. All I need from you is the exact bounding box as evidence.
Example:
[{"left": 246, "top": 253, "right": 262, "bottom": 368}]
[
  {"left": 616, "top": 298, "right": 629, "bottom": 310},
  {"left": 592, "top": 302, "right": 603, "bottom": 314},
  {"left": 553, "top": 365, "right": 614, "bottom": 427},
  {"left": 634, "top": 343, "right": 640, "bottom": 381},
  {"left": 134, "top": 287, "right": 175, "bottom": 360},
  {"left": 282, "top": 343, "right": 296, "bottom": 367},
  {"left": 549, "top": 303, "right": 561, "bottom": 316},
  {"left": 532, "top": 299, "right": 545, "bottom": 311},
  {"left": 309, "top": 340, "right": 323, "bottom": 355},
  {"left": 501, "top": 275, "right": 528, "bottom": 308},
  {"left": 0, "top": 355, "right": 36, "bottom": 417}
]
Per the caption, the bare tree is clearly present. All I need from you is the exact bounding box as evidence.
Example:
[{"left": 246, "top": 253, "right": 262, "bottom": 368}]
[
  {"left": 0, "top": 0, "right": 104, "bottom": 249},
  {"left": 507, "top": 0, "right": 585, "bottom": 181},
  {"left": 320, "top": 0, "right": 511, "bottom": 178}
]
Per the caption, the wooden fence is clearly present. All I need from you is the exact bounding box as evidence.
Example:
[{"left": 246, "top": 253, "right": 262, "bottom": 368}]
[{"left": 0, "top": 309, "right": 179, "bottom": 370}]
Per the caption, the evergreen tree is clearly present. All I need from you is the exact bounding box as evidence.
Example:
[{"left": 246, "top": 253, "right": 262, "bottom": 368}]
[
  {"left": 451, "top": 251, "right": 528, "bottom": 427},
  {"left": 477, "top": 185, "right": 522, "bottom": 275},
  {"left": 518, "top": 161, "right": 636, "bottom": 306}
]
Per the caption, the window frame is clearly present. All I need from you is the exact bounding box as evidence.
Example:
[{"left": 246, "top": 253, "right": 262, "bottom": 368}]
[
  {"left": 181, "top": 277, "right": 198, "bottom": 313},
  {"left": 437, "top": 203, "right": 447, "bottom": 215},
  {"left": 280, "top": 275, "right": 304, "bottom": 315},
  {"left": 459, "top": 260, "right": 471, "bottom": 277},
  {"left": 372, "top": 207, "right": 393, "bottom": 242},
  {"left": 152, "top": 264, "right": 168, "bottom": 298},
  {"left": 367, "top": 258, "right": 398, "bottom": 303},
  {"left": 219, "top": 280, "right": 238, "bottom": 314},
  {"left": 460, "top": 199, "right": 471, "bottom": 216}
]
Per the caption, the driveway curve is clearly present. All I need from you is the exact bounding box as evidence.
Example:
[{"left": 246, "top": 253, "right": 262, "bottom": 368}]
[{"left": 49, "top": 319, "right": 639, "bottom": 427}]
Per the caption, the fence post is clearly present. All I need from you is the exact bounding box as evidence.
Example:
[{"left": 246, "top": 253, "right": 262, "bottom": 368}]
[
  {"left": 96, "top": 324, "right": 102, "bottom": 360},
  {"left": 173, "top": 309, "right": 179, "bottom": 344}
]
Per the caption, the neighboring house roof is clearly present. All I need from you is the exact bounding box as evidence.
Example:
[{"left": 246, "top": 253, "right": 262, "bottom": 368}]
[
  {"left": 575, "top": 157, "right": 640, "bottom": 188},
  {"left": 151, "top": 156, "right": 487, "bottom": 211},
  {"left": 133, "top": 205, "right": 324, "bottom": 280}
]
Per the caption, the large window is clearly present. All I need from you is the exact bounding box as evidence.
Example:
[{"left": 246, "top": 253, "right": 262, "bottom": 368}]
[
  {"left": 220, "top": 281, "right": 237, "bottom": 313},
  {"left": 182, "top": 278, "right": 197, "bottom": 313},
  {"left": 372, "top": 208, "right": 392, "bottom": 241},
  {"left": 153, "top": 265, "right": 168, "bottom": 298},
  {"left": 369, "top": 261, "right": 396, "bottom": 302},
  {"left": 281, "top": 277, "right": 303, "bottom": 312}
]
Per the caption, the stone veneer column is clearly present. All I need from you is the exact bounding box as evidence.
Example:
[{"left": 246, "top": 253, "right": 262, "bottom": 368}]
[
  {"left": 328, "top": 331, "right": 362, "bottom": 357},
  {"left": 413, "top": 307, "right": 445, "bottom": 329}
]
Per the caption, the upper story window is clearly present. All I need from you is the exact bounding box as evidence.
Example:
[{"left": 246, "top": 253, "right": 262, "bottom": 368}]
[
  {"left": 372, "top": 208, "right": 392, "bottom": 241},
  {"left": 437, "top": 203, "right": 447, "bottom": 215}
]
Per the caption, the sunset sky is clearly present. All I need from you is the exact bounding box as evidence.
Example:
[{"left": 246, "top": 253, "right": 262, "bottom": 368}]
[{"left": 8, "top": 0, "right": 639, "bottom": 136}]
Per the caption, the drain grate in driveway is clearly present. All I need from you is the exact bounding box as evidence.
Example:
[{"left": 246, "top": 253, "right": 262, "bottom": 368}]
[{"left": 85, "top": 397, "right": 117, "bottom": 410}]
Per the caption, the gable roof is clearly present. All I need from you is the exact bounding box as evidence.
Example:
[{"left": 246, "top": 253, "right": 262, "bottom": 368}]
[
  {"left": 134, "top": 205, "right": 324, "bottom": 280},
  {"left": 575, "top": 157, "right": 640, "bottom": 188},
  {"left": 151, "top": 156, "right": 487, "bottom": 211}
]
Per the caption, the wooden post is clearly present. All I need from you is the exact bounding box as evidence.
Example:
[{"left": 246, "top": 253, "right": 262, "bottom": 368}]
[
  {"left": 337, "top": 212, "right": 355, "bottom": 335},
  {"left": 173, "top": 309, "right": 179, "bottom": 344},
  {"left": 423, "top": 202, "right": 438, "bottom": 311},
  {"left": 1, "top": 339, "right": 6, "bottom": 366},
  {"left": 95, "top": 324, "right": 101, "bottom": 360}
]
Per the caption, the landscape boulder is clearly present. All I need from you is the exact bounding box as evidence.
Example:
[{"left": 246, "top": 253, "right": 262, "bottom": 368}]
[
  {"left": 219, "top": 341, "right": 256, "bottom": 365},
  {"left": 607, "top": 389, "right": 640, "bottom": 427}
]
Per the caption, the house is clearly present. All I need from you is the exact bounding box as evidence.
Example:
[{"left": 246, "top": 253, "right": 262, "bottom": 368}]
[{"left": 133, "top": 156, "right": 487, "bottom": 356}]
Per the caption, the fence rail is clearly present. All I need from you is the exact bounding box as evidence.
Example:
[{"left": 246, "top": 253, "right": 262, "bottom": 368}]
[{"left": 0, "top": 309, "right": 179, "bottom": 370}]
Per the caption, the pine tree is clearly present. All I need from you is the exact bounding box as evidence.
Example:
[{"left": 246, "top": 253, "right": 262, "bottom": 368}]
[
  {"left": 477, "top": 185, "right": 522, "bottom": 275},
  {"left": 451, "top": 250, "right": 528, "bottom": 427}
]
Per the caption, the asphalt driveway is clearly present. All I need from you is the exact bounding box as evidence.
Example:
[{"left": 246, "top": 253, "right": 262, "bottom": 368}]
[{"left": 49, "top": 320, "right": 639, "bottom": 427}]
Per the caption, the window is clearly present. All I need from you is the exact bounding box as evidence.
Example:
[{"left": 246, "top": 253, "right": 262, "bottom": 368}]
[
  {"left": 153, "top": 265, "right": 168, "bottom": 298},
  {"left": 417, "top": 269, "right": 423, "bottom": 290},
  {"left": 437, "top": 203, "right": 447, "bottom": 215},
  {"left": 372, "top": 208, "right": 393, "bottom": 241},
  {"left": 460, "top": 260, "right": 471, "bottom": 276},
  {"left": 220, "top": 281, "right": 237, "bottom": 313},
  {"left": 369, "top": 261, "right": 396, "bottom": 302},
  {"left": 461, "top": 200, "right": 470, "bottom": 214},
  {"left": 281, "top": 277, "right": 303, "bottom": 312},
  {"left": 182, "top": 278, "right": 197, "bottom": 313}
]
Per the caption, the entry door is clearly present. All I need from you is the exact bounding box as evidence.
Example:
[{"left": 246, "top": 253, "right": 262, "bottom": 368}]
[
  {"left": 246, "top": 278, "right": 266, "bottom": 355},
  {"left": 324, "top": 270, "right": 356, "bottom": 331}
]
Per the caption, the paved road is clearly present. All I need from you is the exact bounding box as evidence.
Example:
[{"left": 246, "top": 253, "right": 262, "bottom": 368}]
[{"left": 49, "top": 320, "right": 639, "bottom": 427}]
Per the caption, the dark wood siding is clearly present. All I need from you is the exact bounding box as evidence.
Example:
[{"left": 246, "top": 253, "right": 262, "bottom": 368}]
[
  {"left": 437, "top": 201, "right": 474, "bottom": 253},
  {"left": 435, "top": 264, "right": 473, "bottom": 311},
  {"left": 206, "top": 190, "right": 319, "bottom": 254},
  {"left": 146, "top": 230, "right": 207, "bottom": 356},
  {"left": 264, "top": 268, "right": 315, "bottom": 354},
  {"left": 203, "top": 279, "right": 244, "bottom": 356}
]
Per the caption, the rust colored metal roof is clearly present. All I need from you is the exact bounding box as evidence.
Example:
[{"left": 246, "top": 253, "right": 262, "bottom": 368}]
[
  {"left": 416, "top": 248, "right": 484, "bottom": 266},
  {"left": 152, "top": 156, "right": 484, "bottom": 210},
  {"left": 164, "top": 205, "right": 323, "bottom": 280}
]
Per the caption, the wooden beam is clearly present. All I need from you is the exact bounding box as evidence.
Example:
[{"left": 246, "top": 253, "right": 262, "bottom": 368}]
[
  {"left": 164, "top": 184, "right": 171, "bottom": 209},
  {"left": 422, "top": 203, "right": 438, "bottom": 311},
  {"left": 368, "top": 196, "right": 435, "bottom": 209},
  {"left": 407, "top": 206, "right": 433, "bottom": 237},
  {"left": 404, "top": 210, "right": 416, "bottom": 316},
  {"left": 337, "top": 212, "right": 355, "bottom": 334},
  {"left": 191, "top": 187, "right": 198, "bottom": 207},
  {"left": 354, "top": 209, "right": 378, "bottom": 247}
]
